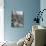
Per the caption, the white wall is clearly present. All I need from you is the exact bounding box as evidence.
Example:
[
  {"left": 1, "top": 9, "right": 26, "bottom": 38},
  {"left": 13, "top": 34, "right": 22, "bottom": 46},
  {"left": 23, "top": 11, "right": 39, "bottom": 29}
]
[
  {"left": 0, "top": 0, "right": 4, "bottom": 42},
  {"left": 40, "top": 0, "right": 46, "bottom": 27}
]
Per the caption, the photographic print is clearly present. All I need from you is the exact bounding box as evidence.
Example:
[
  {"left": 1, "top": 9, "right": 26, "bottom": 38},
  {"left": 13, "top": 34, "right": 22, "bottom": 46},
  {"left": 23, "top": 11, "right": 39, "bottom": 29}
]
[{"left": 11, "top": 10, "right": 24, "bottom": 27}]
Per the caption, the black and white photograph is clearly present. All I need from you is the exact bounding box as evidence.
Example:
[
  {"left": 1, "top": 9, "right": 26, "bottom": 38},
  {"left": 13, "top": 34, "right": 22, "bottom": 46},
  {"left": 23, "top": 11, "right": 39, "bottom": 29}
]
[{"left": 11, "top": 10, "right": 24, "bottom": 27}]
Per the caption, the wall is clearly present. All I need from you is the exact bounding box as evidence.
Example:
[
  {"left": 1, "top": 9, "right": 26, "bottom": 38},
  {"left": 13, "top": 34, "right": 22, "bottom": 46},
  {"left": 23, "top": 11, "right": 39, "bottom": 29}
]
[
  {"left": 4, "top": 0, "right": 40, "bottom": 42},
  {"left": 40, "top": 0, "right": 46, "bottom": 27},
  {"left": 0, "top": 0, "right": 4, "bottom": 42}
]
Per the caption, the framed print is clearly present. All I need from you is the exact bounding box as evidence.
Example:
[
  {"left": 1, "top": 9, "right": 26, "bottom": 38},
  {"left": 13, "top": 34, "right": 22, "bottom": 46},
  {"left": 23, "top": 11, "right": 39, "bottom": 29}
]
[{"left": 11, "top": 10, "right": 24, "bottom": 27}]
